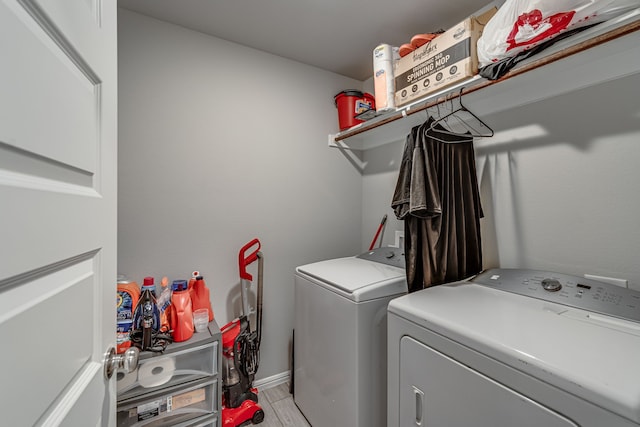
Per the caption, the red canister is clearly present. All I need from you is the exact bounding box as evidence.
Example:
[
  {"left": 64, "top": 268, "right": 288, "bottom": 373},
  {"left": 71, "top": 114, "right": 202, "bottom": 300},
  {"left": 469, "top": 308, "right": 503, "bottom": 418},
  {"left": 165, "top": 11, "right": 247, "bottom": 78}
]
[{"left": 334, "top": 90, "right": 375, "bottom": 131}]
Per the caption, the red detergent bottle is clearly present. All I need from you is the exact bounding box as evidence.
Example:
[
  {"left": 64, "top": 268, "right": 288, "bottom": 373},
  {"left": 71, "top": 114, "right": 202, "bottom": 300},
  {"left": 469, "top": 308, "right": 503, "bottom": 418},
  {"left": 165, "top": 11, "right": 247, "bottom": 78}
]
[{"left": 170, "top": 279, "right": 194, "bottom": 342}]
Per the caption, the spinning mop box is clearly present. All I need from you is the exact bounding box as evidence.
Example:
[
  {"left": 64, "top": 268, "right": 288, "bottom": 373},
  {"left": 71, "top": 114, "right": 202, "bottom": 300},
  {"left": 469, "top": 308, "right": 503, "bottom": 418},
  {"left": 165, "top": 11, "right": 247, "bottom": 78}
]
[{"left": 394, "top": 7, "right": 497, "bottom": 108}]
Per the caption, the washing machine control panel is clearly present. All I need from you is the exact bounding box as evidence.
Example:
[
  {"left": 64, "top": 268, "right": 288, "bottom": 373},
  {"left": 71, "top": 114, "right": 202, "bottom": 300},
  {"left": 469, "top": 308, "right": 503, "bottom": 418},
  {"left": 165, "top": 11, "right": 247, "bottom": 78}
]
[
  {"left": 473, "top": 268, "right": 640, "bottom": 323},
  {"left": 357, "top": 247, "right": 405, "bottom": 269}
]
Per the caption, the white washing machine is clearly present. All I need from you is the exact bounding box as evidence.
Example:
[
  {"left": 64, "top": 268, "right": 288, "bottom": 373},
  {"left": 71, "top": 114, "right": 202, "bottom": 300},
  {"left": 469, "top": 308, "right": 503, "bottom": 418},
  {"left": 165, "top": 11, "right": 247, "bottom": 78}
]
[
  {"left": 294, "top": 247, "right": 407, "bottom": 427},
  {"left": 388, "top": 268, "right": 640, "bottom": 427}
]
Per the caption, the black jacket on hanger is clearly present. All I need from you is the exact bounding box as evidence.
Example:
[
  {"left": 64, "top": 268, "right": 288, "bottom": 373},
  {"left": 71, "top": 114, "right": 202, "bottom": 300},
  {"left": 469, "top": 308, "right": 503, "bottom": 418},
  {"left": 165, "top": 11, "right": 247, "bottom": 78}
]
[{"left": 392, "top": 116, "right": 483, "bottom": 293}]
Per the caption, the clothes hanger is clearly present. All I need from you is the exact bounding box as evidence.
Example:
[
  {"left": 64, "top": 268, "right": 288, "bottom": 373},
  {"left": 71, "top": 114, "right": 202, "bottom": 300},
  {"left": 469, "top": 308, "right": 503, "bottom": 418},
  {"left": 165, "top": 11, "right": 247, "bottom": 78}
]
[
  {"left": 429, "top": 88, "right": 493, "bottom": 137},
  {"left": 427, "top": 88, "right": 494, "bottom": 142},
  {"left": 423, "top": 96, "right": 473, "bottom": 143}
]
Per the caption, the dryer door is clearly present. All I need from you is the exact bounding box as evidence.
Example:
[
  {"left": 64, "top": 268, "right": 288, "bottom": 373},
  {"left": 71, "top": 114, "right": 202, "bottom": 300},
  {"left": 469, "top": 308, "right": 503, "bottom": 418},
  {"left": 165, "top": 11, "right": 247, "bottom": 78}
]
[{"left": 399, "top": 336, "right": 579, "bottom": 427}]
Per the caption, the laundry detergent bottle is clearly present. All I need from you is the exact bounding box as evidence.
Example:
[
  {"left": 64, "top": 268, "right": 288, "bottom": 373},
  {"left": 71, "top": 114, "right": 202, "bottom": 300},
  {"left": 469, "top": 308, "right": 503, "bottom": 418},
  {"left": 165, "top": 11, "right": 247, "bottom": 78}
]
[
  {"left": 170, "top": 280, "right": 194, "bottom": 342},
  {"left": 116, "top": 277, "right": 140, "bottom": 354},
  {"left": 133, "top": 287, "right": 161, "bottom": 350}
]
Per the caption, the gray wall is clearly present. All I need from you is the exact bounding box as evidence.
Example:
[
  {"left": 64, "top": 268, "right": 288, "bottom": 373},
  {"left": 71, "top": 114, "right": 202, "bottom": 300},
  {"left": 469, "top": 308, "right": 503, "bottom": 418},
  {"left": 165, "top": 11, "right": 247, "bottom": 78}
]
[
  {"left": 359, "top": 78, "right": 406, "bottom": 250},
  {"left": 119, "top": 7, "right": 640, "bottom": 383},
  {"left": 117, "top": 9, "right": 364, "bottom": 380},
  {"left": 361, "top": 71, "right": 640, "bottom": 291}
]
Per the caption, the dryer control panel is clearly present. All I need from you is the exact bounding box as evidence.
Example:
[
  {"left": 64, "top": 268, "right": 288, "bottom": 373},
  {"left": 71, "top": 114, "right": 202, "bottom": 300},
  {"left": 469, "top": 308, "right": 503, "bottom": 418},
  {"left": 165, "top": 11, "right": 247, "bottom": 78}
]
[
  {"left": 357, "top": 246, "right": 405, "bottom": 269},
  {"left": 473, "top": 269, "right": 640, "bottom": 323}
]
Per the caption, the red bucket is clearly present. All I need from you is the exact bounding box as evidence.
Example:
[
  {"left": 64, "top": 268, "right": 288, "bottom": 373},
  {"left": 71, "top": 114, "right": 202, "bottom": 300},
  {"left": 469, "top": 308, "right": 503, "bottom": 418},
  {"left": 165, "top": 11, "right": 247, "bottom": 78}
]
[{"left": 334, "top": 90, "right": 375, "bottom": 131}]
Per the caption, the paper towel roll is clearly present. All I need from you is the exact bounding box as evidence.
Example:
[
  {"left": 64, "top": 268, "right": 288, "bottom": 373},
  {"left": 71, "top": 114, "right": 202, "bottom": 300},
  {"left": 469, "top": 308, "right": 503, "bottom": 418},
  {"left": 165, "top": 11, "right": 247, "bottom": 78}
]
[
  {"left": 373, "top": 44, "right": 399, "bottom": 112},
  {"left": 138, "top": 356, "right": 176, "bottom": 388},
  {"left": 116, "top": 368, "right": 137, "bottom": 392}
]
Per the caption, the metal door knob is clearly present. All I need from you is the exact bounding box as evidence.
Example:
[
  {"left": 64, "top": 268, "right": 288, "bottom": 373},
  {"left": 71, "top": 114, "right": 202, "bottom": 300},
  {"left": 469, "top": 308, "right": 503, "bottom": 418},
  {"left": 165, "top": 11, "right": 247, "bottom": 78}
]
[{"left": 104, "top": 346, "right": 139, "bottom": 380}]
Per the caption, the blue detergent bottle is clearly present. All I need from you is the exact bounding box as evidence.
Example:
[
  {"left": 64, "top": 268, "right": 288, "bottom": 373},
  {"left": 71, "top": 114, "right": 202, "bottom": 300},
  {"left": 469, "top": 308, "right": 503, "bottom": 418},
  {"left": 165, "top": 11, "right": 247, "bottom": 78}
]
[{"left": 133, "top": 279, "right": 160, "bottom": 351}]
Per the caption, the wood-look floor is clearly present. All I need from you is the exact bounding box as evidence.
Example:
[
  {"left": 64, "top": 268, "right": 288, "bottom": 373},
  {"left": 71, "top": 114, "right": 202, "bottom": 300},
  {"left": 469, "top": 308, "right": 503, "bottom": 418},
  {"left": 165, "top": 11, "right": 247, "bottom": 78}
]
[{"left": 257, "top": 382, "right": 310, "bottom": 427}]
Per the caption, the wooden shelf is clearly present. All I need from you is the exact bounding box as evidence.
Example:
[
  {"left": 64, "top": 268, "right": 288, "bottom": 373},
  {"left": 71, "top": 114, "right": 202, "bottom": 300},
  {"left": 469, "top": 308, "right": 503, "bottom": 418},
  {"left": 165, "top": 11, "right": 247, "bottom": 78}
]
[{"left": 329, "top": 9, "right": 640, "bottom": 151}]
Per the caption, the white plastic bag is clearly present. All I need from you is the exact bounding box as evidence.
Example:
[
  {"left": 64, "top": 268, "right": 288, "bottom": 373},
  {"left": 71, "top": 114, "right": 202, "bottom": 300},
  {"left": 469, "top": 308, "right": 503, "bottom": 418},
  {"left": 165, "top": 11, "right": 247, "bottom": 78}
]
[{"left": 477, "top": 0, "right": 640, "bottom": 68}]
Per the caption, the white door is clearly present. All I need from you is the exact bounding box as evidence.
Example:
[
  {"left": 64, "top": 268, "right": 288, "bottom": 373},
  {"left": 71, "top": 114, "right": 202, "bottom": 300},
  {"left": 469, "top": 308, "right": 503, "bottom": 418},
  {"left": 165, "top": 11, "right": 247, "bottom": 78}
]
[{"left": 0, "top": 1, "right": 118, "bottom": 426}]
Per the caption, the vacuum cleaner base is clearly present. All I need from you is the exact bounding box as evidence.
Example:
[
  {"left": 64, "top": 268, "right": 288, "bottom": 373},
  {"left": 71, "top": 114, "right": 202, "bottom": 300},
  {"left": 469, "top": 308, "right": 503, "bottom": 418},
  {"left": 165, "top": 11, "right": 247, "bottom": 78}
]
[{"left": 222, "top": 392, "right": 264, "bottom": 427}]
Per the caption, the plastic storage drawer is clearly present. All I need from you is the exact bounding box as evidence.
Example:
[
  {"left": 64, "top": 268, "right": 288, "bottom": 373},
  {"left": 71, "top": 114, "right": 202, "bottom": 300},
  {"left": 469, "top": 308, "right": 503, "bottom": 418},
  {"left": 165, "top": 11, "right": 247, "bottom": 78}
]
[
  {"left": 117, "top": 339, "right": 218, "bottom": 400},
  {"left": 173, "top": 413, "right": 218, "bottom": 427},
  {"left": 117, "top": 377, "right": 217, "bottom": 427}
]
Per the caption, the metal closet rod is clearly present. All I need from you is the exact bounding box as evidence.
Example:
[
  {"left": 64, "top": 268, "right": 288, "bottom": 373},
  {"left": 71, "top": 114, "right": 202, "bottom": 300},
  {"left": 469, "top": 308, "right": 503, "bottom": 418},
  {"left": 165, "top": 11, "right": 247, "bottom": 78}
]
[{"left": 335, "top": 19, "right": 640, "bottom": 142}]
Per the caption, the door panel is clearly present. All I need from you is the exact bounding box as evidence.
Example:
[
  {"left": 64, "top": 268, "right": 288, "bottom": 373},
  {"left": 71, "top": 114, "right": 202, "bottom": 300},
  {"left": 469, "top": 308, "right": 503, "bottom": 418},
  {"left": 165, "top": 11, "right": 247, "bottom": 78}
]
[
  {"left": 0, "top": 0, "right": 117, "bottom": 425},
  {"left": 0, "top": 259, "right": 95, "bottom": 426},
  {"left": 1, "top": 0, "right": 98, "bottom": 172},
  {"left": 32, "top": 0, "right": 106, "bottom": 70}
]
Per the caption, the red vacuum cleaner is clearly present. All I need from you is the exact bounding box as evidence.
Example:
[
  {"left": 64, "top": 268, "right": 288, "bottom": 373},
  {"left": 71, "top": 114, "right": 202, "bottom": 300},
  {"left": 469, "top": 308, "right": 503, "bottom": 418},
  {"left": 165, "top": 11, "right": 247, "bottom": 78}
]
[{"left": 221, "top": 238, "right": 265, "bottom": 427}]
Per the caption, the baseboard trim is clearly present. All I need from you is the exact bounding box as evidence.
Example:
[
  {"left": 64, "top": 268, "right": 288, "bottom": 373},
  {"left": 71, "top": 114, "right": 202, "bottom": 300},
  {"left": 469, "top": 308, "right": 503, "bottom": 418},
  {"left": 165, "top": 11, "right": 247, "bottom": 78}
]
[{"left": 254, "top": 371, "right": 290, "bottom": 391}]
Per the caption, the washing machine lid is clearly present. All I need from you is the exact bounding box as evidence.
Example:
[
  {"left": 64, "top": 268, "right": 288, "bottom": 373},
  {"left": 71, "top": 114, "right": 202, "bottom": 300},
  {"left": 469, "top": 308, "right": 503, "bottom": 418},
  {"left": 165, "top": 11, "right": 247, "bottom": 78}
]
[
  {"left": 388, "top": 273, "right": 640, "bottom": 424},
  {"left": 296, "top": 251, "right": 406, "bottom": 302}
]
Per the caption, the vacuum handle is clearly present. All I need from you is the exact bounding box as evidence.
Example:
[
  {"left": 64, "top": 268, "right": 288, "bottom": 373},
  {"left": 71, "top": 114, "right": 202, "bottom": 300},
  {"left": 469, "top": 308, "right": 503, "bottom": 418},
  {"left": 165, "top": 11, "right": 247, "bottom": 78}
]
[{"left": 239, "top": 238, "right": 261, "bottom": 280}]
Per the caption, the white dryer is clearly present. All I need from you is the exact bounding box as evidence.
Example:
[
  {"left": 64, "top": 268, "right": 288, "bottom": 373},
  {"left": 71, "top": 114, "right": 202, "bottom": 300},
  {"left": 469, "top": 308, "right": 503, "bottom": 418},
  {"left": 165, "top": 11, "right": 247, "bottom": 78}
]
[
  {"left": 388, "top": 268, "right": 640, "bottom": 427},
  {"left": 294, "top": 247, "right": 407, "bottom": 427}
]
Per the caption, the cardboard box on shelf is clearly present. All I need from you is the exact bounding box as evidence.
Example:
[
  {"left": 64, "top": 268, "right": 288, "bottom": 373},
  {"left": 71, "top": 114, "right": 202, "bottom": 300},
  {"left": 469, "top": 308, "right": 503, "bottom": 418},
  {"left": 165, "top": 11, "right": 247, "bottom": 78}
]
[{"left": 394, "top": 7, "right": 497, "bottom": 108}]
